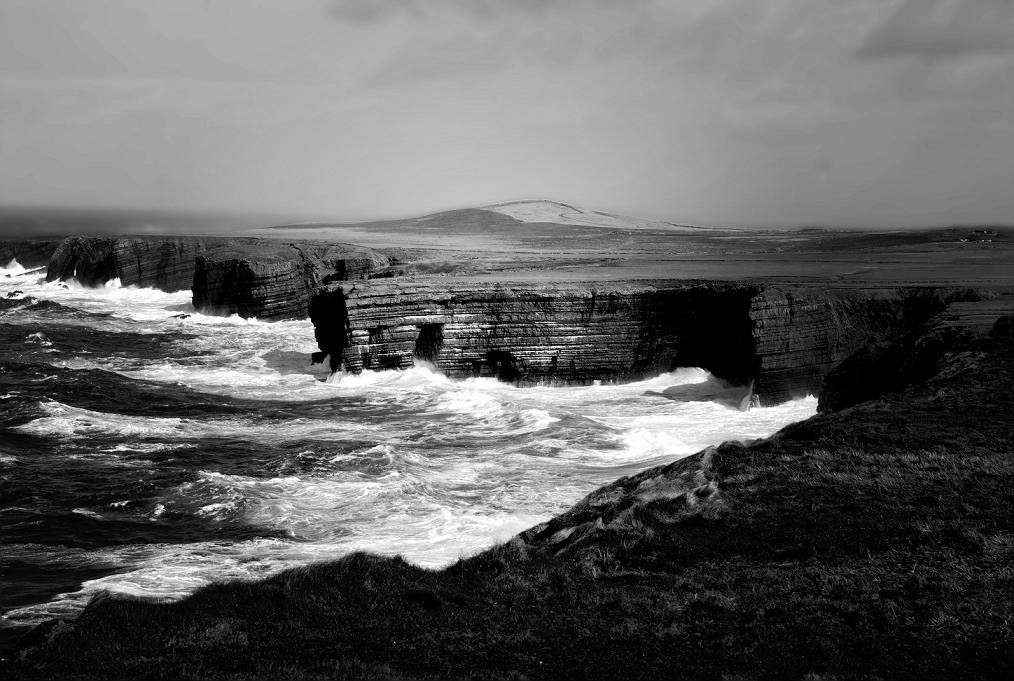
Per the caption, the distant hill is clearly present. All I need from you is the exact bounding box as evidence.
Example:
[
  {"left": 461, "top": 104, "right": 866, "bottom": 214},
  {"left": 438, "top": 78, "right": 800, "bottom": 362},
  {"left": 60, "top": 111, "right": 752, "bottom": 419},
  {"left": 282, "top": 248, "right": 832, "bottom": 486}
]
[
  {"left": 272, "top": 201, "right": 700, "bottom": 234},
  {"left": 484, "top": 199, "right": 698, "bottom": 231}
]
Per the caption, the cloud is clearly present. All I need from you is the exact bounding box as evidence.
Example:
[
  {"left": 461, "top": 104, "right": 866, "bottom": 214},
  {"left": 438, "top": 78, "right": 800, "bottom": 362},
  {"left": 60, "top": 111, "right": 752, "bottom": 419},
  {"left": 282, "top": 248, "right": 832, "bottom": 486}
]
[
  {"left": 857, "top": 0, "right": 1014, "bottom": 59},
  {"left": 326, "top": 0, "right": 634, "bottom": 23}
]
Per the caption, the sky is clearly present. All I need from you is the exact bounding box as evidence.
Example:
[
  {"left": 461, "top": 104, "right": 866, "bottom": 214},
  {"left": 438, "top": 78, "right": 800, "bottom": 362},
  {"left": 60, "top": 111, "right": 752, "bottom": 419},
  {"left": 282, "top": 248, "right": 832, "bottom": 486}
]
[{"left": 1, "top": 0, "right": 1013, "bottom": 227}]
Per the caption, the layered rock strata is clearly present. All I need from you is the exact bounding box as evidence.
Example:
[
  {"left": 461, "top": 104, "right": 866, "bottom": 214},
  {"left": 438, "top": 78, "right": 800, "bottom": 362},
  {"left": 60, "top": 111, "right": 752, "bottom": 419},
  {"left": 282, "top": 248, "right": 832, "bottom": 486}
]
[
  {"left": 310, "top": 281, "right": 975, "bottom": 403},
  {"left": 40, "top": 236, "right": 389, "bottom": 320},
  {"left": 46, "top": 236, "right": 205, "bottom": 290},
  {"left": 192, "top": 241, "right": 388, "bottom": 319},
  {"left": 746, "top": 287, "right": 975, "bottom": 402}
]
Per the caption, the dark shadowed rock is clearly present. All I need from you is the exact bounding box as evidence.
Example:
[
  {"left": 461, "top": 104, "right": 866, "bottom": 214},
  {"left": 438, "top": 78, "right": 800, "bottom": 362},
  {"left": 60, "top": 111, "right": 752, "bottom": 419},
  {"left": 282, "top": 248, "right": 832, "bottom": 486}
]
[
  {"left": 991, "top": 314, "right": 1013, "bottom": 337},
  {"left": 818, "top": 324, "right": 979, "bottom": 412}
]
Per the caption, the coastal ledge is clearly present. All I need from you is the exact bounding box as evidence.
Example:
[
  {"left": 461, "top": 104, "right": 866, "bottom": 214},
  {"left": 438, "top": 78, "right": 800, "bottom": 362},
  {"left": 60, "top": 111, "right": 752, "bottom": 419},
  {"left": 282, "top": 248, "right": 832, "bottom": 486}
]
[
  {"left": 310, "top": 279, "right": 987, "bottom": 404},
  {"left": 0, "top": 236, "right": 996, "bottom": 403},
  {"left": 7, "top": 315, "right": 1012, "bottom": 680},
  {"left": 2, "top": 236, "right": 390, "bottom": 319}
]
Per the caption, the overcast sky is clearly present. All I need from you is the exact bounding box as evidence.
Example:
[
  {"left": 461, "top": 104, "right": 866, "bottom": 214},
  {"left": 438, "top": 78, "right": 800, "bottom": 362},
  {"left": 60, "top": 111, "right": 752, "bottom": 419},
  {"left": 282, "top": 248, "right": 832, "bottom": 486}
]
[{"left": 1, "top": 0, "right": 1012, "bottom": 227}]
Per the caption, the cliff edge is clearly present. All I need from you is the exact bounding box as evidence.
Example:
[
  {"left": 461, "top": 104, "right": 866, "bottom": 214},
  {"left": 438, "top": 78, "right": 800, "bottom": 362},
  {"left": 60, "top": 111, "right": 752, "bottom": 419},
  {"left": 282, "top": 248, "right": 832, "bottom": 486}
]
[
  {"left": 310, "top": 281, "right": 983, "bottom": 404},
  {"left": 38, "top": 236, "right": 389, "bottom": 319}
]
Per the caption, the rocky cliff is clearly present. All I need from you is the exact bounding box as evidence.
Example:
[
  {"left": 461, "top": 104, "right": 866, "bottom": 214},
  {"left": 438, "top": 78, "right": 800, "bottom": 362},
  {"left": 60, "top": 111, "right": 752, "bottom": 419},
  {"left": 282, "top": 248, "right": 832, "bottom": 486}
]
[
  {"left": 310, "top": 281, "right": 760, "bottom": 385},
  {"left": 310, "top": 281, "right": 975, "bottom": 403},
  {"left": 46, "top": 236, "right": 206, "bottom": 290},
  {"left": 192, "top": 241, "right": 388, "bottom": 319},
  {"left": 746, "top": 287, "right": 977, "bottom": 403},
  {"left": 40, "top": 236, "right": 390, "bottom": 320}
]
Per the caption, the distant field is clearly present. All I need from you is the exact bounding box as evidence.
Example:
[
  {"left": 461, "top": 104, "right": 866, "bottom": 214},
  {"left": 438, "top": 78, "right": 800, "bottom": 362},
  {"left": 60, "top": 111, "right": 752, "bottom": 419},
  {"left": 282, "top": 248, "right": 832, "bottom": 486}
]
[{"left": 4, "top": 204, "right": 1012, "bottom": 288}]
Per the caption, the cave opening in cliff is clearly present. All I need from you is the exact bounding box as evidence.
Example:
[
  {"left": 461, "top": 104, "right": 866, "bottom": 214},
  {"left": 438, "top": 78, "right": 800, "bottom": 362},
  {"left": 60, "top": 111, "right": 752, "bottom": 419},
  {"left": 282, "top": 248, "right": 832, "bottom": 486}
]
[
  {"left": 414, "top": 323, "right": 445, "bottom": 363},
  {"left": 485, "top": 349, "right": 521, "bottom": 382},
  {"left": 665, "top": 292, "right": 759, "bottom": 387},
  {"left": 308, "top": 286, "right": 351, "bottom": 374}
]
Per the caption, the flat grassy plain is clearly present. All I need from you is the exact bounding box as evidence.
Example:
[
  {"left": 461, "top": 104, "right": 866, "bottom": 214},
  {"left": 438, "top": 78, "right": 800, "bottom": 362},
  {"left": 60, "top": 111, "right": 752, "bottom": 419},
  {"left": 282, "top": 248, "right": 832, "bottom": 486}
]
[
  {"left": 266, "top": 208, "right": 1014, "bottom": 288},
  {"left": 6, "top": 323, "right": 1013, "bottom": 679}
]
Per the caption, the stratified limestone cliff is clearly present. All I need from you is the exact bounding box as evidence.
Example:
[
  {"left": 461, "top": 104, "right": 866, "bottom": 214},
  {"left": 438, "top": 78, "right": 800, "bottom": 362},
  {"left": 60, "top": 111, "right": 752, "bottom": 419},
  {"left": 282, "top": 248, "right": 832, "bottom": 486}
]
[
  {"left": 310, "top": 281, "right": 761, "bottom": 386},
  {"left": 46, "top": 237, "right": 205, "bottom": 290},
  {"left": 192, "top": 241, "right": 388, "bottom": 319},
  {"left": 310, "top": 281, "right": 974, "bottom": 403},
  {"left": 746, "top": 287, "right": 968, "bottom": 403},
  {"left": 41, "top": 236, "right": 389, "bottom": 320}
]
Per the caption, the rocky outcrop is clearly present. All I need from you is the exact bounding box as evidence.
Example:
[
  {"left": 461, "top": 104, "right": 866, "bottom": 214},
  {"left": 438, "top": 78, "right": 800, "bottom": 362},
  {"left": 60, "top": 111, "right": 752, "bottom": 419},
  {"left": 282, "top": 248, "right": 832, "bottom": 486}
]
[
  {"left": 310, "top": 281, "right": 761, "bottom": 386},
  {"left": 46, "top": 237, "right": 206, "bottom": 290},
  {"left": 817, "top": 324, "right": 978, "bottom": 413},
  {"left": 0, "top": 240, "right": 62, "bottom": 269},
  {"left": 192, "top": 241, "right": 388, "bottom": 319},
  {"left": 310, "top": 281, "right": 981, "bottom": 403},
  {"left": 40, "top": 236, "right": 389, "bottom": 320},
  {"left": 992, "top": 314, "right": 1014, "bottom": 337},
  {"left": 745, "top": 287, "right": 977, "bottom": 403}
]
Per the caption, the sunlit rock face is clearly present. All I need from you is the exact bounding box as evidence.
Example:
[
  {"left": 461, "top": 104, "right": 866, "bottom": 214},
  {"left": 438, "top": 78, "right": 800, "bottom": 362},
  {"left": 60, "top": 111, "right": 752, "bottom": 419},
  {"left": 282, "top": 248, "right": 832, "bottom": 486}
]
[{"left": 310, "top": 281, "right": 971, "bottom": 403}]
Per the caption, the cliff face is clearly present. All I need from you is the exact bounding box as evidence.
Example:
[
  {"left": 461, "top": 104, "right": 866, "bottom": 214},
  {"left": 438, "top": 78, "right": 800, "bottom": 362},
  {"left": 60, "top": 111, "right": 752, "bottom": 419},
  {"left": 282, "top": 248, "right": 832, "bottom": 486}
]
[
  {"left": 747, "top": 288, "right": 960, "bottom": 403},
  {"left": 40, "top": 236, "right": 389, "bottom": 320},
  {"left": 310, "top": 281, "right": 760, "bottom": 386},
  {"left": 192, "top": 242, "right": 388, "bottom": 319},
  {"left": 310, "top": 281, "right": 973, "bottom": 403},
  {"left": 46, "top": 237, "right": 205, "bottom": 290}
]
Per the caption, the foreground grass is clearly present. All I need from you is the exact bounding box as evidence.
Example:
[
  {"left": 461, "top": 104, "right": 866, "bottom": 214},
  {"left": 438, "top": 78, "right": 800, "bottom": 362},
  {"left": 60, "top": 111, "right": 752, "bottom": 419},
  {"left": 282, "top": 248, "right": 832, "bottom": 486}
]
[{"left": 6, "top": 334, "right": 1013, "bottom": 680}]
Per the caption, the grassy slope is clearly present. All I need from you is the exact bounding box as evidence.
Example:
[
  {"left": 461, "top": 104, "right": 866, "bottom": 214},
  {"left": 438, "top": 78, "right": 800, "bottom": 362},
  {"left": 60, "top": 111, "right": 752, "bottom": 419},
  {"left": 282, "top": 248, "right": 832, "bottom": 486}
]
[{"left": 6, "top": 334, "right": 1013, "bottom": 681}]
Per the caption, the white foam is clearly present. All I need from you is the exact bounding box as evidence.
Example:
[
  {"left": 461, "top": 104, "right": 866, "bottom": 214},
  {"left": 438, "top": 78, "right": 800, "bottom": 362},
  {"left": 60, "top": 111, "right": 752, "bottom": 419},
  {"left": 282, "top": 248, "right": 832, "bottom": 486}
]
[
  {"left": 24, "top": 331, "right": 52, "bottom": 346},
  {"left": 1, "top": 258, "right": 29, "bottom": 276},
  {"left": 14, "top": 400, "right": 381, "bottom": 442}
]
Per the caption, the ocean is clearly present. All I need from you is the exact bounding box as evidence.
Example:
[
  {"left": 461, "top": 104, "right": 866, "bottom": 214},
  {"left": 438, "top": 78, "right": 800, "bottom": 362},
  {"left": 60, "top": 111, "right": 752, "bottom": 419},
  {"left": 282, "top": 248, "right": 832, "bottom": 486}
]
[{"left": 0, "top": 258, "right": 816, "bottom": 646}]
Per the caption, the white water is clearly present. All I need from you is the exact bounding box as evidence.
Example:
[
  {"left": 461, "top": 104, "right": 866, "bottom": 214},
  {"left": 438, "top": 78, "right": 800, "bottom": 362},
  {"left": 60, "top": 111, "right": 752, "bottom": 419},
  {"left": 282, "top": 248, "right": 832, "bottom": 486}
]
[{"left": 1, "top": 260, "right": 817, "bottom": 625}]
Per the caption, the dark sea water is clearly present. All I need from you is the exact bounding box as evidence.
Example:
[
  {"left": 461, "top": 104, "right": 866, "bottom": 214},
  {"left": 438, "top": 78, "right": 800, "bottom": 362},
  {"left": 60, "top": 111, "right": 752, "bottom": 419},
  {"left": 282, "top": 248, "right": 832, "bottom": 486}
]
[{"left": 0, "top": 259, "right": 816, "bottom": 649}]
